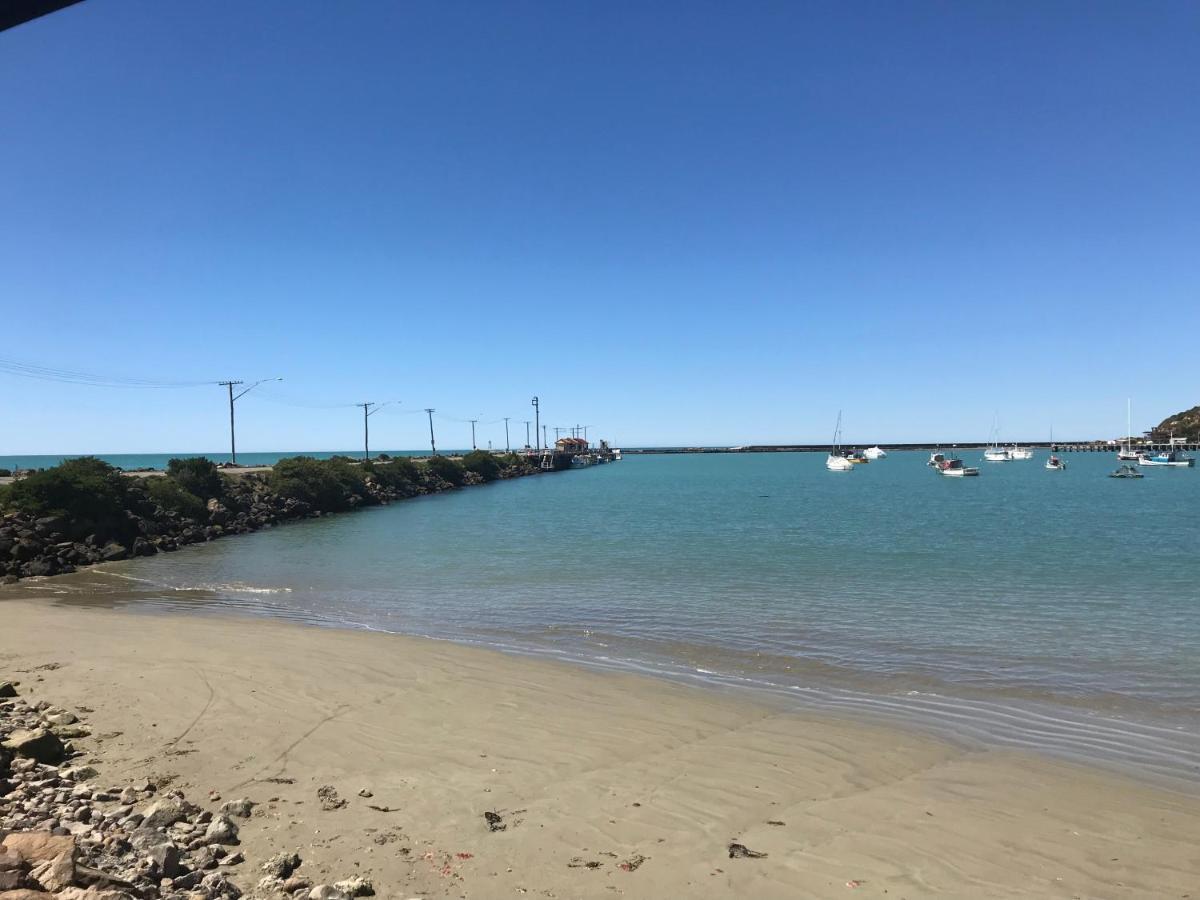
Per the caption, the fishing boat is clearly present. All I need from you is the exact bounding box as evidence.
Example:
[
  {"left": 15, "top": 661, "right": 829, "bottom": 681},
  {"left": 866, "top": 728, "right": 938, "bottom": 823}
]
[
  {"left": 864, "top": 446, "right": 887, "bottom": 459},
  {"left": 1137, "top": 449, "right": 1195, "bottom": 468},
  {"left": 927, "top": 451, "right": 946, "bottom": 467},
  {"left": 1045, "top": 454, "right": 1066, "bottom": 471},
  {"left": 844, "top": 449, "right": 869, "bottom": 464},
  {"left": 826, "top": 412, "right": 854, "bottom": 471},
  {"left": 937, "top": 456, "right": 979, "bottom": 477},
  {"left": 1109, "top": 464, "right": 1143, "bottom": 479},
  {"left": 1117, "top": 399, "right": 1140, "bottom": 460}
]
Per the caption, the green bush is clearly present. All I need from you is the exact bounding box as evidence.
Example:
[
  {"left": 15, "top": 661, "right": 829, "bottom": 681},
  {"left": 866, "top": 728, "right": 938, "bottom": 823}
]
[
  {"left": 1, "top": 457, "right": 131, "bottom": 539},
  {"left": 367, "top": 457, "right": 420, "bottom": 491},
  {"left": 0, "top": 468, "right": 11, "bottom": 478},
  {"left": 143, "top": 477, "right": 206, "bottom": 520},
  {"left": 461, "top": 450, "right": 501, "bottom": 482},
  {"left": 424, "top": 455, "right": 465, "bottom": 486},
  {"left": 269, "top": 456, "right": 366, "bottom": 511},
  {"left": 166, "top": 457, "right": 223, "bottom": 500}
]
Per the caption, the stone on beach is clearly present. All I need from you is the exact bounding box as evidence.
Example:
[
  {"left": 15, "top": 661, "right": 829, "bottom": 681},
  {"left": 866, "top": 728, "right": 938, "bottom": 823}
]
[
  {"left": 1, "top": 729, "right": 65, "bottom": 764},
  {"left": 217, "top": 798, "right": 254, "bottom": 819},
  {"left": 202, "top": 815, "right": 239, "bottom": 845},
  {"left": 260, "top": 852, "right": 300, "bottom": 879},
  {"left": 141, "top": 797, "right": 198, "bottom": 830}
]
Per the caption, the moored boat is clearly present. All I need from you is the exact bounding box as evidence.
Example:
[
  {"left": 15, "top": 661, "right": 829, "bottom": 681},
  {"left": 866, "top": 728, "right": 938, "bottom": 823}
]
[
  {"left": 928, "top": 451, "right": 946, "bottom": 467},
  {"left": 1045, "top": 454, "right": 1066, "bottom": 471},
  {"left": 826, "top": 411, "right": 854, "bottom": 471},
  {"left": 1109, "top": 464, "right": 1143, "bottom": 479},
  {"left": 1117, "top": 399, "right": 1140, "bottom": 460},
  {"left": 1137, "top": 449, "right": 1195, "bottom": 468},
  {"left": 937, "top": 457, "right": 979, "bottom": 477},
  {"left": 1010, "top": 446, "right": 1033, "bottom": 460},
  {"left": 864, "top": 446, "right": 887, "bottom": 459},
  {"left": 844, "top": 449, "right": 869, "bottom": 464},
  {"left": 983, "top": 446, "right": 1012, "bottom": 462}
]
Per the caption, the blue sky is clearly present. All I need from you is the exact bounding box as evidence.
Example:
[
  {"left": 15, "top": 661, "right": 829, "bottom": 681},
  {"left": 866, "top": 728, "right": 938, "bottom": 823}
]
[{"left": 2, "top": 0, "right": 1197, "bottom": 452}]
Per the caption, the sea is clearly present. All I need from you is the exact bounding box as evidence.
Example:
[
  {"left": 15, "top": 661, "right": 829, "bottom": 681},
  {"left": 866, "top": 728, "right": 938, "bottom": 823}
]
[{"left": 10, "top": 451, "right": 1200, "bottom": 787}]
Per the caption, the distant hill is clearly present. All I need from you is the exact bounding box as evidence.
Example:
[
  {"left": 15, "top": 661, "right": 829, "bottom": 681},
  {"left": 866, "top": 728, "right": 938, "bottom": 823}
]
[{"left": 1151, "top": 406, "right": 1200, "bottom": 442}]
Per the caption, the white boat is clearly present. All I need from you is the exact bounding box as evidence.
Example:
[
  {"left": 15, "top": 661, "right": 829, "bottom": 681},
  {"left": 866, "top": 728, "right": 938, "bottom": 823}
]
[
  {"left": 826, "top": 412, "right": 854, "bottom": 471},
  {"left": 937, "top": 457, "right": 979, "bottom": 477},
  {"left": 983, "top": 416, "right": 1012, "bottom": 461},
  {"left": 1045, "top": 454, "right": 1066, "bottom": 471},
  {"left": 864, "top": 446, "right": 887, "bottom": 459},
  {"left": 1009, "top": 446, "right": 1033, "bottom": 460},
  {"left": 1138, "top": 449, "right": 1195, "bottom": 468},
  {"left": 1117, "top": 399, "right": 1140, "bottom": 460},
  {"left": 927, "top": 451, "right": 946, "bottom": 467}
]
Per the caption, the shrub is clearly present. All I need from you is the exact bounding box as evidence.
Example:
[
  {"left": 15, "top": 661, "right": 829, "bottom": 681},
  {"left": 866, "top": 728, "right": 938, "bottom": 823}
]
[
  {"left": 461, "top": 450, "right": 501, "bottom": 482},
  {"left": 269, "top": 456, "right": 367, "bottom": 511},
  {"left": 166, "top": 457, "right": 223, "bottom": 500},
  {"left": 0, "top": 468, "right": 11, "bottom": 478},
  {"left": 368, "top": 457, "right": 420, "bottom": 491},
  {"left": 1, "top": 457, "right": 132, "bottom": 539},
  {"left": 424, "top": 455, "right": 465, "bottom": 486},
  {"left": 143, "top": 476, "right": 206, "bottom": 520}
]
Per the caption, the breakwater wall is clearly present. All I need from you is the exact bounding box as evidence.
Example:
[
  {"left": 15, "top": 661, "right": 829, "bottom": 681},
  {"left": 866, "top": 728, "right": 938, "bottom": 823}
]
[{"left": 0, "top": 455, "right": 542, "bottom": 585}]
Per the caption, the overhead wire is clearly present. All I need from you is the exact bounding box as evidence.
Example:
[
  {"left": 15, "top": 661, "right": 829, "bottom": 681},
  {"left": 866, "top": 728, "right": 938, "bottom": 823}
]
[{"left": 0, "top": 356, "right": 212, "bottom": 388}]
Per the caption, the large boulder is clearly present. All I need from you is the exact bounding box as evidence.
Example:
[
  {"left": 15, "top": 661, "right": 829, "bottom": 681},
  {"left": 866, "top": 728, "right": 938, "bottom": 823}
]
[
  {"left": 203, "top": 814, "right": 239, "bottom": 845},
  {"left": 0, "top": 729, "right": 65, "bottom": 764},
  {"left": 98, "top": 542, "right": 127, "bottom": 563}
]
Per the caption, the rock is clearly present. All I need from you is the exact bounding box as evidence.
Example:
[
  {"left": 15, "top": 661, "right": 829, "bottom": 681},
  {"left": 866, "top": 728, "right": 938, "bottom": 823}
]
[
  {"left": 281, "top": 876, "right": 311, "bottom": 894},
  {"left": 0, "top": 890, "right": 54, "bottom": 900},
  {"left": 0, "top": 683, "right": 17, "bottom": 698},
  {"left": 199, "top": 872, "right": 240, "bottom": 898},
  {"left": 22, "top": 559, "right": 57, "bottom": 578},
  {"left": 316, "top": 786, "right": 346, "bottom": 811},
  {"left": 0, "top": 872, "right": 24, "bottom": 891},
  {"left": 98, "top": 542, "right": 128, "bottom": 562},
  {"left": 333, "top": 877, "right": 373, "bottom": 897},
  {"left": 141, "top": 797, "right": 198, "bottom": 830},
  {"left": 202, "top": 815, "right": 238, "bottom": 845},
  {"left": 130, "top": 538, "right": 156, "bottom": 558},
  {"left": 148, "top": 842, "right": 182, "bottom": 879},
  {"left": 62, "top": 766, "right": 99, "bottom": 782},
  {"left": 217, "top": 798, "right": 254, "bottom": 819},
  {"left": 27, "top": 849, "right": 74, "bottom": 891},
  {"left": 0, "top": 834, "right": 75, "bottom": 865},
  {"left": 260, "top": 852, "right": 301, "bottom": 879},
  {"left": 307, "top": 887, "right": 349, "bottom": 900},
  {"left": 0, "top": 730, "right": 65, "bottom": 764},
  {"left": 41, "top": 710, "right": 77, "bottom": 726},
  {"left": 0, "top": 849, "right": 22, "bottom": 872}
]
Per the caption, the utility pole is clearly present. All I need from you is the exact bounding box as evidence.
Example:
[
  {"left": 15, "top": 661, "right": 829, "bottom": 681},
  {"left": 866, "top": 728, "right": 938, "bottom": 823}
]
[
  {"left": 531, "top": 396, "right": 540, "bottom": 450},
  {"left": 469, "top": 419, "right": 478, "bottom": 451},
  {"left": 503, "top": 417, "right": 511, "bottom": 452},
  {"left": 217, "top": 377, "right": 282, "bottom": 465},
  {"left": 524, "top": 420, "right": 531, "bottom": 449},
  {"left": 554, "top": 427, "right": 562, "bottom": 442},
  {"left": 356, "top": 402, "right": 386, "bottom": 462},
  {"left": 425, "top": 408, "right": 437, "bottom": 455},
  {"left": 542, "top": 424, "right": 547, "bottom": 449}
]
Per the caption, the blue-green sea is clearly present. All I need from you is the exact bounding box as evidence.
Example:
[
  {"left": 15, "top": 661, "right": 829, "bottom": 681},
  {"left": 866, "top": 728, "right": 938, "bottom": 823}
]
[{"left": 15, "top": 451, "right": 1200, "bottom": 784}]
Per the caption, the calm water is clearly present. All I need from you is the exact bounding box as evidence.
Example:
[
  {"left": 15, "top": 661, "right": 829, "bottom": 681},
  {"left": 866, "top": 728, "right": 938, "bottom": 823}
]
[{"left": 14, "top": 452, "right": 1200, "bottom": 784}]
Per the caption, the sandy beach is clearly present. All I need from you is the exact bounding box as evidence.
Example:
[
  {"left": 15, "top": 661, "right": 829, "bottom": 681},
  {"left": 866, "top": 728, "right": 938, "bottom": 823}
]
[{"left": 1, "top": 597, "right": 1198, "bottom": 899}]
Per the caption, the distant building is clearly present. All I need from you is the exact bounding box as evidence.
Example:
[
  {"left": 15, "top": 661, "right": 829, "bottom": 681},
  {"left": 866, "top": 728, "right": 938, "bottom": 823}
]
[{"left": 555, "top": 437, "right": 588, "bottom": 452}]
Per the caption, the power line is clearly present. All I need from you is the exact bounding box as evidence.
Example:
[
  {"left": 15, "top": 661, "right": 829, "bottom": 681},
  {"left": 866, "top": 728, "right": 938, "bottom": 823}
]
[{"left": 0, "top": 356, "right": 211, "bottom": 388}]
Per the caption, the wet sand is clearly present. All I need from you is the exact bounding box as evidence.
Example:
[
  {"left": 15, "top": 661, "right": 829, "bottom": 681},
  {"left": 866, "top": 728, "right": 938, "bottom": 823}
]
[{"left": 1, "top": 597, "right": 1197, "bottom": 898}]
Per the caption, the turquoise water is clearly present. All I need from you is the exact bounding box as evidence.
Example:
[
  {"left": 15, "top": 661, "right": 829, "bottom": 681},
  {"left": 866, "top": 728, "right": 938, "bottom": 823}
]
[
  {"left": 15, "top": 451, "right": 1200, "bottom": 784},
  {"left": 0, "top": 450, "right": 461, "bottom": 471}
]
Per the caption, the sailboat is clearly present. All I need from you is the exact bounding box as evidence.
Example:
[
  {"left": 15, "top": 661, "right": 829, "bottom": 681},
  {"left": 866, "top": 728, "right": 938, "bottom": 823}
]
[
  {"left": 1045, "top": 426, "right": 1066, "bottom": 469},
  {"left": 826, "top": 412, "right": 854, "bottom": 471},
  {"left": 983, "top": 418, "right": 1011, "bottom": 461},
  {"left": 1117, "top": 399, "right": 1140, "bottom": 460}
]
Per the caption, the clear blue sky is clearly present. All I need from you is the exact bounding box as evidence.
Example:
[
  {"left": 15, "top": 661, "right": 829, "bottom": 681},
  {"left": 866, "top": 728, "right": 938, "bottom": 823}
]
[{"left": 2, "top": 0, "right": 1197, "bottom": 452}]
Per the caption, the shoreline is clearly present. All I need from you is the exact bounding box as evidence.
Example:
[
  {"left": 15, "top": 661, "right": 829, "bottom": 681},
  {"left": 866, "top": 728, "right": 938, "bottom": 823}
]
[{"left": 2, "top": 597, "right": 1198, "bottom": 898}]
